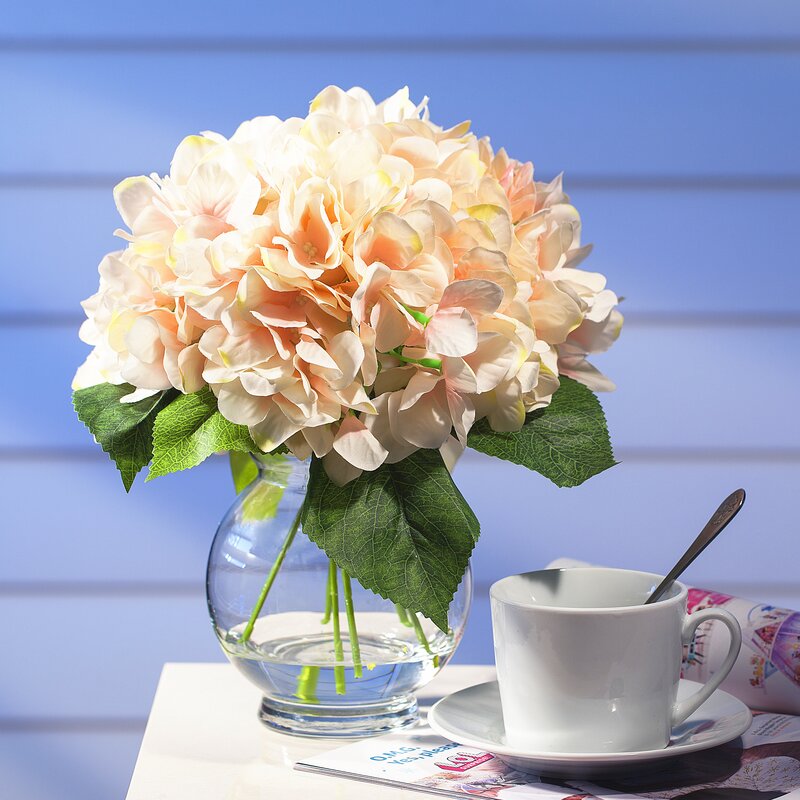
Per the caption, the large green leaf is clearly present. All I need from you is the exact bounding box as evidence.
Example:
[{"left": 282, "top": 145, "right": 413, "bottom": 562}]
[
  {"left": 73, "top": 383, "right": 174, "bottom": 491},
  {"left": 148, "top": 387, "right": 256, "bottom": 480},
  {"left": 467, "top": 376, "right": 616, "bottom": 487},
  {"left": 301, "top": 450, "right": 479, "bottom": 632}
]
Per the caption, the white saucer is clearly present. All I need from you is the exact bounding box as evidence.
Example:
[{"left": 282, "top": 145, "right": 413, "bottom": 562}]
[{"left": 428, "top": 679, "right": 752, "bottom": 779}]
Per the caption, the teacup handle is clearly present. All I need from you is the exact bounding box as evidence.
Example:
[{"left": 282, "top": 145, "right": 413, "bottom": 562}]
[{"left": 671, "top": 608, "right": 742, "bottom": 728}]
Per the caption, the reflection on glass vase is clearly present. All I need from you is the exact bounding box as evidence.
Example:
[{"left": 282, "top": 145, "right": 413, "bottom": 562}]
[{"left": 206, "top": 454, "right": 473, "bottom": 738}]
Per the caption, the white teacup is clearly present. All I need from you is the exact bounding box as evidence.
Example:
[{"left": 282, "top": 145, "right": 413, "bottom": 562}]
[{"left": 490, "top": 567, "right": 742, "bottom": 754}]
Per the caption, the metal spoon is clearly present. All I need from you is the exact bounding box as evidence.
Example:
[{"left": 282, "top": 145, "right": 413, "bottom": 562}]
[{"left": 645, "top": 488, "right": 746, "bottom": 604}]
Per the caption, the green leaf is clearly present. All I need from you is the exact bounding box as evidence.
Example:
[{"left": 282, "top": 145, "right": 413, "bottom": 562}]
[
  {"left": 231, "top": 452, "right": 292, "bottom": 522},
  {"left": 229, "top": 450, "right": 259, "bottom": 494},
  {"left": 73, "top": 383, "right": 174, "bottom": 491},
  {"left": 301, "top": 450, "right": 479, "bottom": 633},
  {"left": 147, "top": 387, "right": 256, "bottom": 480},
  {"left": 240, "top": 479, "right": 288, "bottom": 522},
  {"left": 467, "top": 376, "right": 616, "bottom": 487}
]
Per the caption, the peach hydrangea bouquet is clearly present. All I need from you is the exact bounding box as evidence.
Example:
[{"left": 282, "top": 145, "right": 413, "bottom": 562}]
[{"left": 73, "top": 86, "right": 621, "bottom": 632}]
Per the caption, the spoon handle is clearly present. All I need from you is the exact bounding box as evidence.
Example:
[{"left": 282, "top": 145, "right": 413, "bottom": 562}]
[{"left": 645, "top": 488, "right": 746, "bottom": 605}]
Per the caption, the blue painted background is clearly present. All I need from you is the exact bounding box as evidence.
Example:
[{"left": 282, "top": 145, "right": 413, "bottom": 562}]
[{"left": 2, "top": 3, "right": 800, "bottom": 797}]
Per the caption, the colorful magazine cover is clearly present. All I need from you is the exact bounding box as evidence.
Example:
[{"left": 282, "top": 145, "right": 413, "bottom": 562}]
[{"left": 296, "top": 713, "right": 800, "bottom": 800}]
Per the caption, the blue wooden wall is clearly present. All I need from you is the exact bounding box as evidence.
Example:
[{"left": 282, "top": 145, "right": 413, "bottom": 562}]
[{"left": 2, "top": 3, "right": 800, "bottom": 797}]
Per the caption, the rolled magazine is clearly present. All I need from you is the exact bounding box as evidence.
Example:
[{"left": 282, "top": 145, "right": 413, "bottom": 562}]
[{"left": 548, "top": 557, "right": 800, "bottom": 714}]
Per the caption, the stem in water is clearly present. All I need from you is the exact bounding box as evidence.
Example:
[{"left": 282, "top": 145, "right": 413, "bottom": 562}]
[
  {"left": 341, "top": 571, "right": 363, "bottom": 678},
  {"left": 409, "top": 611, "right": 440, "bottom": 668},
  {"left": 295, "top": 666, "right": 320, "bottom": 703},
  {"left": 321, "top": 562, "right": 333, "bottom": 625},
  {"left": 240, "top": 505, "right": 303, "bottom": 644},
  {"left": 328, "top": 561, "right": 346, "bottom": 695}
]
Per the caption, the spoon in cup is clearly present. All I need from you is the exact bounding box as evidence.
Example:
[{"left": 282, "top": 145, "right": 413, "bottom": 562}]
[{"left": 645, "top": 488, "right": 746, "bottom": 605}]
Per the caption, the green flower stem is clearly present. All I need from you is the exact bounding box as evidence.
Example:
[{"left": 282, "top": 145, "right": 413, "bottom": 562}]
[
  {"left": 409, "top": 611, "right": 432, "bottom": 655},
  {"left": 328, "top": 561, "right": 346, "bottom": 695},
  {"left": 409, "top": 610, "right": 440, "bottom": 667},
  {"left": 295, "top": 665, "right": 320, "bottom": 703},
  {"left": 320, "top": 563, "right": 333, "bottom": 625},
  {"left": 239, "top": 505, "right": 303, "bottom": 644},
  {"left": 388, "top": 347, "right": 442, "bottom": 371},
  {"left": 341, "top": 571, "right": 363, "bottom": 678},
  {"left": 401, "top": 304, "right": 431, "bottom": 326},
  {"left": 399, "top": 606, "right": 441, "bottom": 665}
]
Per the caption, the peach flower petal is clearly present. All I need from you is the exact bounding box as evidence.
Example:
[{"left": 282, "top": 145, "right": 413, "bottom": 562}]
[{"left": 332, "top": 415, "right": 389, "bottom": 471}]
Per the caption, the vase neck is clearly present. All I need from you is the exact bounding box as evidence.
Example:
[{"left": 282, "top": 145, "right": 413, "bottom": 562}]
[{"left": 252, "top": 453, "right": 309, "bottom": 490}]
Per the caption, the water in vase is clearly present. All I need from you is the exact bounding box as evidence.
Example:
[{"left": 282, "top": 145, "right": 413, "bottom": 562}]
[{"left": 220, "top": 612, "right": 452, "bottom": 706}]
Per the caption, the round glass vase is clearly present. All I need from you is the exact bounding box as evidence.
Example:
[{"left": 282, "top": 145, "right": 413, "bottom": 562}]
[{"left": 206, "top": 454, "right": 473, "bottom": 738}]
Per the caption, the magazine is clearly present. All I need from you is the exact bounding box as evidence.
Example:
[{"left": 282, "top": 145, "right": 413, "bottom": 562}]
[{"left": 296, "top": 712, "right": 800, "bottom": 799}]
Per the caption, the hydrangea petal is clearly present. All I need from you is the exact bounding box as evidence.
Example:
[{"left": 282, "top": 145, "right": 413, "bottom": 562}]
[
  {"left": 332, "top": 415, "right": 388, "bottom": 471},
  {"left": 425, "top": 306, "right": 477, "bottom": 357},
  {"left": 216, "top": 381, "right": 272, "bottom": 426},
  {"left": 439, "top": 278, "right": 504, "bottom": 316},
  {"left": 113, "top": 176, "right": 159, "bottom": 230},
  {"left": 322, "top": 449, "right": 364, "bottom": 486},
  {"left": 396, "top": 384, "right": 452, "bottom": 449},
  {"left": 250, "top": 405, "right": 302, "bottom": 451},
  {"left": 303, "top": 424, "right": 335, "bottom": 458}
]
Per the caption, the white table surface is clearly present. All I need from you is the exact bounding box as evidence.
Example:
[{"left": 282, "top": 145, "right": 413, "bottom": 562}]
[{"left": 126, "top": 662, "right": 496, "bottom": 799}]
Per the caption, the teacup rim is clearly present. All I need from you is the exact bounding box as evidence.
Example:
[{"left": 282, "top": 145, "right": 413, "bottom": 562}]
[{"left": 489, "top": 566, "right": 687, "bottom": 614}]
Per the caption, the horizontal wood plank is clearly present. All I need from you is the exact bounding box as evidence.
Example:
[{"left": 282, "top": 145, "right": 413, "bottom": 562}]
[
  {"left": 2, "top": 53, "right": 798, "bottom": 177},
  {"left": 0, "top": 728, "right": 142, "bottom": 800},
  {"left": 461, "top": 458, "right": 799, "bottom": 589},
  {"left": 2, "top": 456, "right": 798, "bottom": 587},
  {"left": 2, "top": 325, "right": 795, "bottom": 450},
  {"left": 0, "top": 596, "right": 222, "bottom": 719},
  {"left": 2, "top": 1, "right": 799, "bottom": 39},
  {"left": 4, "top": 187, "right": 799, "bottom": 316},
  {"left": 0, "top": 458, "right": 232, "bottom": 584}
]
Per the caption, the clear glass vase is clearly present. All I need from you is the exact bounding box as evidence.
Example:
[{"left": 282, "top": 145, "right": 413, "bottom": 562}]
[{"left": 206, "top": 454, "right": 473, "bottom": 738}]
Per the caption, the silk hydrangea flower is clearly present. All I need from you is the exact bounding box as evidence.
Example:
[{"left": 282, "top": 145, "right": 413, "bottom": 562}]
[{"left": 74, "top": 86, "right": 622, "bottom": 484}]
